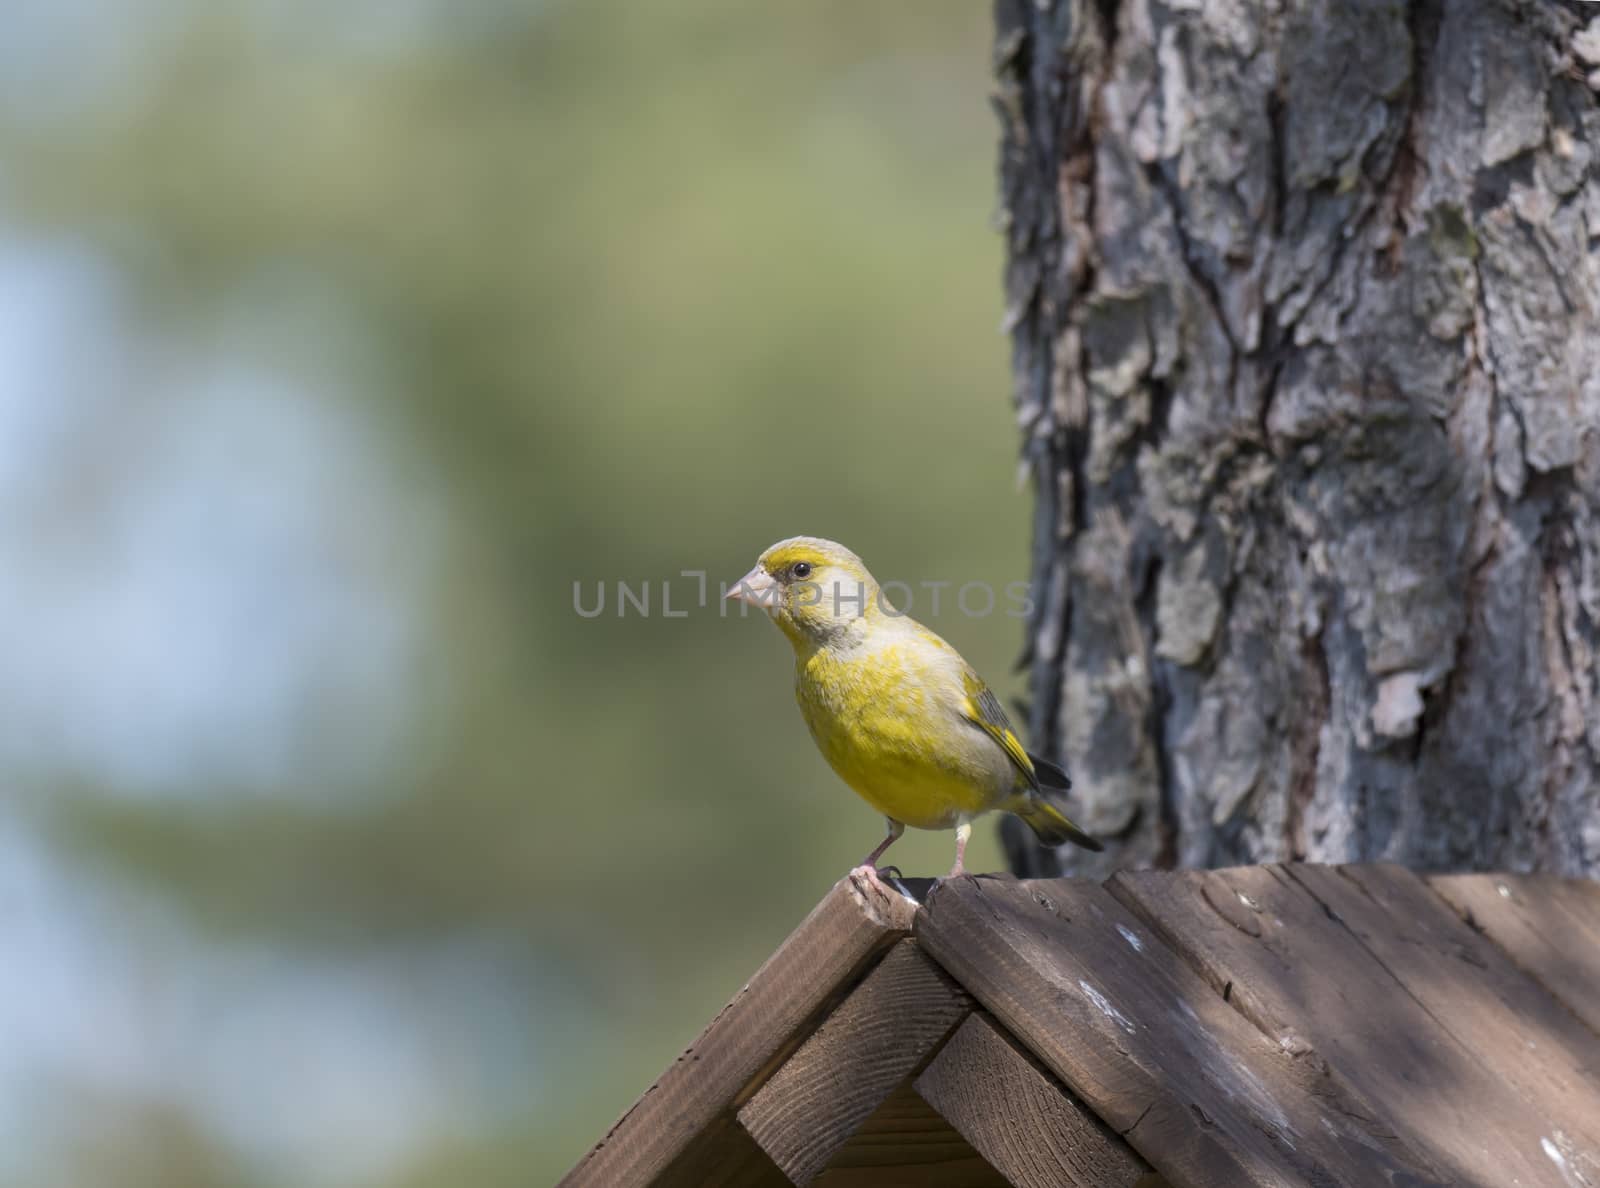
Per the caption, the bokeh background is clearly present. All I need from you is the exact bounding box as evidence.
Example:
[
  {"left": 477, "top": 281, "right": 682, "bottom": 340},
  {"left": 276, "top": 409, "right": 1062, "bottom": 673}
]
[{"left": 0, "top": 2, "right": 1031, "bottom": 1183}]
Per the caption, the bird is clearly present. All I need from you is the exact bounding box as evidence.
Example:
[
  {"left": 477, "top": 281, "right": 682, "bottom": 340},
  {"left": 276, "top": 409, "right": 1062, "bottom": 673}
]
[{"left": 728, "top": 536, "right": 1100, "bottom": 884}]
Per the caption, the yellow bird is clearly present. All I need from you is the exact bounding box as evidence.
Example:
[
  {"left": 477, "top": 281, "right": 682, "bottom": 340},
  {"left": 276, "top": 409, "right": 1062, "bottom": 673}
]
[{"left": 729, "top": 536, "right": 1100, "bottom": 882}]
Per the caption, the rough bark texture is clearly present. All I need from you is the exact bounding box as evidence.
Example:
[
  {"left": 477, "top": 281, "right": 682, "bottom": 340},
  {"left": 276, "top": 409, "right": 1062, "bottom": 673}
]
[{"left": 996, "top": 0, "right": 1600, "bottom": 877}]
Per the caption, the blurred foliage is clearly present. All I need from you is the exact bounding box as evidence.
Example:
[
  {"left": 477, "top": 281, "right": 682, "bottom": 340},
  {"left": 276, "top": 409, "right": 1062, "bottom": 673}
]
[{"left": 2, "top": 0, "right": 1030, "bottom": 1181}]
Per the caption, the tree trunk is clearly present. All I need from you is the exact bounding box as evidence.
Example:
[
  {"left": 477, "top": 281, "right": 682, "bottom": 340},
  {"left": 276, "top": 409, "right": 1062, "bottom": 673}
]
[{"left": 995, "top": 0, "right": 1600, "bottom": 878}]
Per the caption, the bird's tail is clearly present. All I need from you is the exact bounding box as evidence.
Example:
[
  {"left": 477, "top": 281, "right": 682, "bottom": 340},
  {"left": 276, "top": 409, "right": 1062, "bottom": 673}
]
[{"left": 1011, "top": 794, "right": 1102, "bottom": 852}]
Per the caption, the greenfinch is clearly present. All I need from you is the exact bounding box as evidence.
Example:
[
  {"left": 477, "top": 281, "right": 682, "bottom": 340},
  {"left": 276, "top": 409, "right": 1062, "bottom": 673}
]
[{"left": 729, "top": 536, "right": 1100, "bottom": 882}]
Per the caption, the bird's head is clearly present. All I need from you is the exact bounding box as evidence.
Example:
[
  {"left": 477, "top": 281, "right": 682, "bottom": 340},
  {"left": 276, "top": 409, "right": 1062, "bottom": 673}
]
[{"left": 727, "top": 536, "right": 883, "bottom": 648}]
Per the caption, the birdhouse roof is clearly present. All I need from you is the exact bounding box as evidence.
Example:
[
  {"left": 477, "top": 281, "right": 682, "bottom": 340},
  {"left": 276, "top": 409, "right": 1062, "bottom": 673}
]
[{"left": 560, "top": 864, "right": 1600, "bottom": 1188}]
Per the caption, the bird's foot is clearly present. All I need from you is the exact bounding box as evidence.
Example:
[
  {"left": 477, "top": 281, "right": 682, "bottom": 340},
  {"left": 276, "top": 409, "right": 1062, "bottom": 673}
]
[
  {"left": 849, "top": 864, "right": 908, "bottom": 896},
  {"left": 942, "top": 820, "right": 971, "bottom": 883}
]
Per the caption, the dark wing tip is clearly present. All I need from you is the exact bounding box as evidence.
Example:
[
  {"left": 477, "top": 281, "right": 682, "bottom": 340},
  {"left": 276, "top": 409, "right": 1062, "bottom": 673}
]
[{"left": 1026, "top": 750, "right": 1073, "bottom": 790}]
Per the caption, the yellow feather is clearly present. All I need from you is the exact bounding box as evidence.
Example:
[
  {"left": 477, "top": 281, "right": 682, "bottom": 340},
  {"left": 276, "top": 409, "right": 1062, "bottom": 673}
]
[
  {"left": 960, "top": 669, "right": 1036, "bottom": 787},
  {"left": 797, "top": 640, "right": 996, "bottom": 829}
]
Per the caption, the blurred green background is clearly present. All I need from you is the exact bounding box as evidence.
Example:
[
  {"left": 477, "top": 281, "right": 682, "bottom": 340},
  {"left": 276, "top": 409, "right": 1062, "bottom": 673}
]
[{"left": 0, "top": 1, "right": 1029, "bottom": 1183}]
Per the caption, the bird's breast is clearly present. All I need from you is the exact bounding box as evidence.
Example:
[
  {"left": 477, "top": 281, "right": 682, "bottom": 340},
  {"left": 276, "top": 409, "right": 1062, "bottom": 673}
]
[{"left": 794, "top": 640, "right": 1009, "bottom": 829}]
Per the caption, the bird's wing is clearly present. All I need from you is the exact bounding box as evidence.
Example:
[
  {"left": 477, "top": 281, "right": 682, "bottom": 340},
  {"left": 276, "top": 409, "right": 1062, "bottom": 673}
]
[
  {"left": 1027, "top": 750, "right": 1073, "bottom": 790},
  {"left": 960, "top": 669, "right": 1038, "bottom": 789}
]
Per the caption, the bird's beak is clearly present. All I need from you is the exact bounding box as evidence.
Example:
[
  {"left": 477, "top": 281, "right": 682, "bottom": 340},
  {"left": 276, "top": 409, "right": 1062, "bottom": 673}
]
[{"left": 726, "top": 565, "right": 778, "bottom": 607}]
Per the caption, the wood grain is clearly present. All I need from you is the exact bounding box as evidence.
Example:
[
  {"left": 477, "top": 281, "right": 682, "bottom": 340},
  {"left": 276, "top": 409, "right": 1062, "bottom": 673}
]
[
  {"left": 1429, "top": 872, "right": 1600, "bottom": 1038},
  {"left": 1110, "top": 864, "right": 1598, "bottom": 1188},
  {"left": 810, "top": 1078, "right": 1012, "bottom": 1188},
  {"left": 738, "top": 940, "right": 970, "bottom": 1185},
  {"left": 915, "top": 874, "right": 1443, "bottom": 1188},
  {"left": 1294, "top": 864, "right": 1600, "bottom": 1176},
  {"left": 672, "top": 1120, "right": 792, "bottom": 1188},
  {"left": 559, "top": 872, "right": 919, "bottom": 1188},
  {"left": 914, "top": 1011, "right": 1150, "bottom": 1188}
]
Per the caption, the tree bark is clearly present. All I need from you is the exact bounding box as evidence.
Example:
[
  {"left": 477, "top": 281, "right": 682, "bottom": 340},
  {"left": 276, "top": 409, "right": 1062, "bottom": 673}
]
[{"left": 996, "top": 0, "right": 1600, "bottom": 877}]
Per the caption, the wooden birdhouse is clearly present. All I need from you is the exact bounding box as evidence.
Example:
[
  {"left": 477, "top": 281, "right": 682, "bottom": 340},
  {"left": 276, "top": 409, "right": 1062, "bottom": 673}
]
[{"left": 560, "top": 865, "right": 1600, "bottom": 1187}]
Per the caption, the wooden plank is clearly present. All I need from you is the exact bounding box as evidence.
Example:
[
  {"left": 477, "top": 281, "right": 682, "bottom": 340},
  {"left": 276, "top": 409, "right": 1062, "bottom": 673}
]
[
  {"left": 1429, "top": 871, "right": 1600, "bottom": 1037},
  {"left": 914, "top": 1011, "right": 1151, "bottom": 1188},
  {"left": 1110, "top": 864, "right": 1596, "bottom": 1188},
  {"left": 811, "top": 1078, "right": 1013, "bottom": 1188},
  {"left": 1290, "top": 864, "right": 1600, "bottom": 1177},
  {"left": 915, "top": 875, "right": 1444, "bottom": 1188},
  {"left": 738, "top": 940, "right": 970, "bottom": 1185},
  {"left": 674, "top": 1120, "right": 794, "bottom": 1188},
  {"left": 559, "top": 872, "right": 920, "bottom": 1188}
]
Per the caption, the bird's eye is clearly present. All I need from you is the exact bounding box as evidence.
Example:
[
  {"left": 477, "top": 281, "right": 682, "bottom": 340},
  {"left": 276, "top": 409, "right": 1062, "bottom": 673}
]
[{"left": 792, "top": 561, "right": 812, "bottom": 579}]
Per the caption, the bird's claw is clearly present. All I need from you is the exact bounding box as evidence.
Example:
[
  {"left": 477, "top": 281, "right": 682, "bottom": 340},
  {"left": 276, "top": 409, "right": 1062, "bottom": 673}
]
[{"left": 849, "top": 863, "right": 913, "bottom": 899}]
